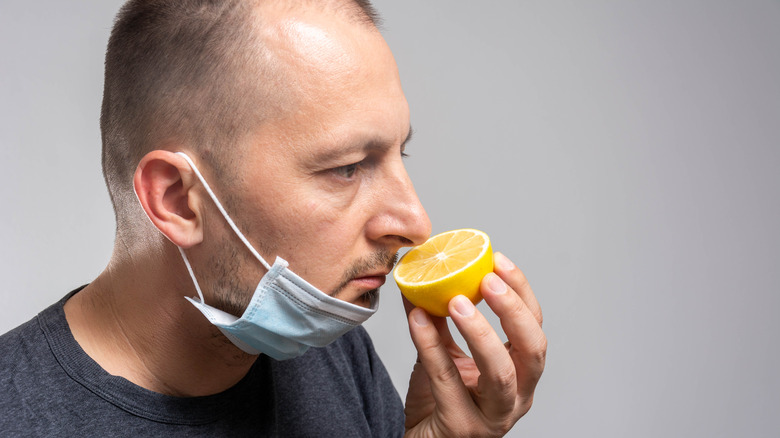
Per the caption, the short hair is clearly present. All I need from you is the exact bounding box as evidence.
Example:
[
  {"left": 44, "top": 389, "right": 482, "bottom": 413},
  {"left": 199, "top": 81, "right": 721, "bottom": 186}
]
[{"left": 100, "top": 0, "right": 380, "bottom": 235}]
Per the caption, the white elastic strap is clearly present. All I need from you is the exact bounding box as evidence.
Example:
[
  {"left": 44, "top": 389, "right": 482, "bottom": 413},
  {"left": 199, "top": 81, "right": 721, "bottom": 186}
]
[
  {"left": 177, "top": 152, "right": 272, "bottom": 271},
  {"left": 179, "top": 247, "right": 207, "bottom": 303}
]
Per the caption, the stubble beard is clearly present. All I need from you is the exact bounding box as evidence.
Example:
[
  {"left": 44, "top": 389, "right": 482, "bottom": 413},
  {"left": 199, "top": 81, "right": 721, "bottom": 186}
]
[
  {"left": 210, "top": 247, "right": 398, "bottom": 316},
  {"left": 329, "top": 249, "right": 398, "bottom": 307}
]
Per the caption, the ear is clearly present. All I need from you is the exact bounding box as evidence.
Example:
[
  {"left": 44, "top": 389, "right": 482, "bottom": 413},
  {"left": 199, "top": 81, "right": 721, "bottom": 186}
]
[{"left": 133, "top": 150, "right": 204, "bottom": 248}]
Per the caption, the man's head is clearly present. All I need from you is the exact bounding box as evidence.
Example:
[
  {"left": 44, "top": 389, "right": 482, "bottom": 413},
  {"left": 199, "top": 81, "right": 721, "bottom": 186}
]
[{"left": 109, "top": 0, "right": 431, "bottom": 314}]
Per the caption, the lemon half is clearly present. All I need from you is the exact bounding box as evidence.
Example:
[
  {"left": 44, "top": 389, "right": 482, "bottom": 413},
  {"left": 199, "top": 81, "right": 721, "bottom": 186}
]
[{"left": 394, "top": 228, "right": 493, "bottom": 317}]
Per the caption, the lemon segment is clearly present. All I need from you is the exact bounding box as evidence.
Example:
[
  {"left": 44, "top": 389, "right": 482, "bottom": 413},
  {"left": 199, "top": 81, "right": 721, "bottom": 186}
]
[{"left": 394, "top": 229, "right": 493, "bottom": 317}]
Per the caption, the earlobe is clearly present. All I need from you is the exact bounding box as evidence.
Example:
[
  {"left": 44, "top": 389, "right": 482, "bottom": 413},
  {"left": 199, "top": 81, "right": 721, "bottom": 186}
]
[{"left": 133, "top": 150, "right": 204, "bottom": 248}]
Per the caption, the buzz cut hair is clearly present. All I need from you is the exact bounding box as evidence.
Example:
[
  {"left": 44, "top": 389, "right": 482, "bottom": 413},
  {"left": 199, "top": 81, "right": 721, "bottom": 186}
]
[{"left": 100, "top": 0, "right": 380, "bottom": 236}]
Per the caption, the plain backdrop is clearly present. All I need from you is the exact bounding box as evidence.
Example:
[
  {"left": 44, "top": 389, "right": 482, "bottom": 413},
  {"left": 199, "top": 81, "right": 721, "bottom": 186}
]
[{"left": 2, "top": 1, "right": 779, "bottom": 437}]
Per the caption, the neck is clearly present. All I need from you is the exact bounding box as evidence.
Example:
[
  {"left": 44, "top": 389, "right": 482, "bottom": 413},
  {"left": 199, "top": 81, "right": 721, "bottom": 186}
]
[{"left": 64, "top": 240, "right": 257, "bottom": 397}]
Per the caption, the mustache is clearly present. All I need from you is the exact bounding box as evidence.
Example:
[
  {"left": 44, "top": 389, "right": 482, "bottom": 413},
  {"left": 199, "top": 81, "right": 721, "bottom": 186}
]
[{"left": 330, "top": 250, "right": 398, "bottom": 297}]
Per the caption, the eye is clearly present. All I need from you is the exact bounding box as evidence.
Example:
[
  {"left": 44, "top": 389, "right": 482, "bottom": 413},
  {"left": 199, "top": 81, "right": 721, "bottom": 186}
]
[{"left": 334, "top": 162, "right": 359, "bottom": 179}]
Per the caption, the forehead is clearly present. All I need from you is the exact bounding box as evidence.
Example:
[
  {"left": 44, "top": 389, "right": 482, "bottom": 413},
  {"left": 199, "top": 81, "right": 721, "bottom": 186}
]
[
  {"left": 243, "top": 4, "right": 410, "bottom": 161},
  {"left": 257, "top": 4, "right": 399, "bottom": 101}
]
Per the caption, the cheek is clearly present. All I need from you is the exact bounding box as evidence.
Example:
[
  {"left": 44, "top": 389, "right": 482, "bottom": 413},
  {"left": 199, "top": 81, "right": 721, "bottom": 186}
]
[
  {"left": 305, "top": 199, "right": 322, "bottom": 214},
  {"left": 268, "top": 200, "right": 351, "bottom": 279},
  {"left": 296, "top": 199, "right": 363, "bottom": 249},
  {"left": 268, "top": 184, "right": 372, "bottom": 260},
  {"left": 299, "top": 200, "right": 348, "bottom": 244},
  {"left": 267, "top": 198, "right": 342, "bottom": 250}
]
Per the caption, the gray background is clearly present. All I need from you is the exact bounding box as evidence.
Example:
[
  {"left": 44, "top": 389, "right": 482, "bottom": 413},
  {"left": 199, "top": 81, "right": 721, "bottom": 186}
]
[{"left": 1, "top": 1, "right": 778, "bottom": 437}]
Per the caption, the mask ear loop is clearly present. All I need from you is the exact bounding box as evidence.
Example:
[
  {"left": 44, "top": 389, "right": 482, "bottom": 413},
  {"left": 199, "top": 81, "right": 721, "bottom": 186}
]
[
  {"left": 179, "top": 247, "right": 207, "bottom": 303},
  {"left": 176, "top": 152, "right": 273, "bottom": 275},
  {"left": 130, "top": 155, "right": 215, "bottom": 304}
]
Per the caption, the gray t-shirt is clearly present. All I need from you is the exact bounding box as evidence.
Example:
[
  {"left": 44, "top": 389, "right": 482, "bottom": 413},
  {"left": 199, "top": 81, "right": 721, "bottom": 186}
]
[{"left": 0, "top": 288, "right": 405, "bottom": 437}]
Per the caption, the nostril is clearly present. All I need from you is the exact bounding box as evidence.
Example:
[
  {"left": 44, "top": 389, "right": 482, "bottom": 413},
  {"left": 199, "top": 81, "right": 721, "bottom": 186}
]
[{"left": 398, "top": 236, "right": 413, "bottom": 245}]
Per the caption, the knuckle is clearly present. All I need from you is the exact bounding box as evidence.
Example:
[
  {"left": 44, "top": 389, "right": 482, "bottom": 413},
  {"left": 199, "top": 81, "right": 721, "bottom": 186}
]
[
  {"left": 535, "top": 335, "right": 548, "bottom": 361},
  {"left": 481, "top": 412, "right": 517, "bottom": 438},
  {"left": 473, "top": 323, "right": 495, "bottom": 344},
  {"left": 491, "top": 366, "right": 517, "bottom": 392},
  {"left": 523, "top": 336, "right": 548, "bottom": 383},
  {"left": 506, "top": 294, "right": 527, "bottom": 320},
  {"left": 494, "top": 418, "right": 518, "bottom": 437},
  {"left": 529, "top": 335, "right": 548, "bottom": 367},
  {"left": 432, "top": 361, "right": 462, "bottom": 385},
  {"left": 416, "top": 339, "right": 438, "bottom": 359},
  {"left": 457, "top": 423, "right": 480, "bottom": 438},
  {"left": 519, "top": 394, "right": 535, "bottom": 417}
]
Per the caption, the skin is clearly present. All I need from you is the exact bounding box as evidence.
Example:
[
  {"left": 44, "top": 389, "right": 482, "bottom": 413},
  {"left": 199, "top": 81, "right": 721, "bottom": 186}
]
[{"left": 65, "top": 3, "right": 546, "bottom": 436}]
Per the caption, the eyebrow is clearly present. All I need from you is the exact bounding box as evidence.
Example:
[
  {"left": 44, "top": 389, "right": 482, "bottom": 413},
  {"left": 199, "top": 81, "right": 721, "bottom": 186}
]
[{"left": 307, "top": 125, "right": 414, "bottom": 167}]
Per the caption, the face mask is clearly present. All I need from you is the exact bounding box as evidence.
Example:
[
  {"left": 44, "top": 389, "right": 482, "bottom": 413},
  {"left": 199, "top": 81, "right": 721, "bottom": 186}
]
[{"left": 174, "top": 152, "right": 378, "bottom": 360}]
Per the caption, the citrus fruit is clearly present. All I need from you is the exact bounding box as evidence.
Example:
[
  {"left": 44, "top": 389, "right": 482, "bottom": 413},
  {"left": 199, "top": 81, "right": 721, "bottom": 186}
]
[{"left": 393, "top": 228, "right": 493, "bottom": 317}]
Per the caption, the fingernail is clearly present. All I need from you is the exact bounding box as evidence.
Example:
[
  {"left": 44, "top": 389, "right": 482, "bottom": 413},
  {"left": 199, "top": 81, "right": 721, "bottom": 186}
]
[
  {"left": 452, "top": 295, "right": 475, "bottom": 317},
  {"left": 488, "top": 273, "right": 507, "bottom": 294},
  {"left": 412, "top": 308, "right": 429, "bottom": 326},
  {"left": 495, "top": 252, "right": 515, "bottom": 272}
]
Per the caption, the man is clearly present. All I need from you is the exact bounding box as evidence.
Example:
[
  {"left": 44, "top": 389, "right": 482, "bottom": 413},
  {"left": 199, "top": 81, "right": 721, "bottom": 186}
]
[{"left": 0, "top": 0, "right": 546, "bottom": 436}]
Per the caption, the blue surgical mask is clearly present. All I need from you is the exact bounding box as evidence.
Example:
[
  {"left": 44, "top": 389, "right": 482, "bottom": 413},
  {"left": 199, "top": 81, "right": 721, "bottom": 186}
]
[{"left": 175, "top": 152, "right": 378, "bottom": 360}]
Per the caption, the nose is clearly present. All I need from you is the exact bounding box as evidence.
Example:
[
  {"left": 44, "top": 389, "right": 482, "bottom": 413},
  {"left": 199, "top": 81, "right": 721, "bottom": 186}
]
[{"left": 366, "top": 162, "right": 432, "bottom": 249}]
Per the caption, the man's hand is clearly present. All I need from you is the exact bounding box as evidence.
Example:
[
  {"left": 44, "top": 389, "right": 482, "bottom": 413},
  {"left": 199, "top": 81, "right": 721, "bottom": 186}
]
[{"left": 403, "top": 252, "right": 546, "bottom": 437}]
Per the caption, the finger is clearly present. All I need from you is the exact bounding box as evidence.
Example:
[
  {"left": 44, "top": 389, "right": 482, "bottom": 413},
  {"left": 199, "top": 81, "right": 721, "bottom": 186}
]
[
  {"left": 433, "top": 314, "right": 468, "bottom": 358},
  {"left": 407, "top": 307, "right": 474, "bottom": 417},
  {"left": 494, "top": 252, "right": 542, "bottom": 327},
  {"left": 402, "top": 295, "right": 416, "bottom": 317},
  {"left": 403, "top": 296, "right": 466, "bottom": 357},
  {"left": 481, "top": 273, "right": 547, "bottom": 398},
  {"left": 448, "top": 295, "right": 518, "bottom": 421},
  {"left": 404, "top": 361, "right": 434, "bottom": 430}
]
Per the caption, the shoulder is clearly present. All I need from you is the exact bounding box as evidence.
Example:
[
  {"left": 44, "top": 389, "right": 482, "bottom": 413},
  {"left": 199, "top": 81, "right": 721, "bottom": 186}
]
[
  {"left": 0, "top": 314, "right": 50, "bottom": 377},
  {"left": 0, "top": 290, "right": 104, "bottom": 435},
  {"left": 0, "top": 312, "right": 62, "bottom": 434},
  {"left": 0, "top": 290, "right": 79, "bottom": 382}
]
